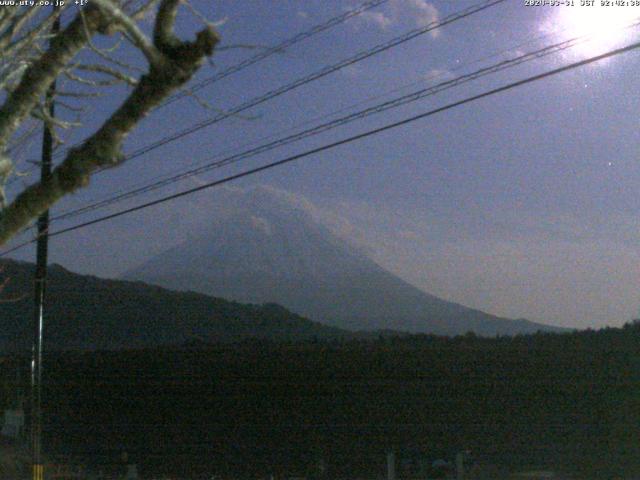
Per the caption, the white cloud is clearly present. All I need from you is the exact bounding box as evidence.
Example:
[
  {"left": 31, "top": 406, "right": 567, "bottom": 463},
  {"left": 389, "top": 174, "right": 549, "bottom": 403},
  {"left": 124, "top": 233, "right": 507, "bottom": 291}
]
[
  {"left": 359, "top": 10, "right": 394, "bottom": 30},
  {"left": 341, "top": 64, "right": 361, "bottom": 78},
  {"left": 424, "top": 68, "right": 454, "bottom": 82},
  {"left": 310, "top": 196, "right": 640, "bottom": 329},
  {"left": 408, "top": 0, "right": 440, "bottom": 36},
  {"left": 49, "top": 182, "right": 640, "bottom": 330},
  {"left": 297, "top": 11, "right": 308, "bottom": 19},
  {"left": 351, "top": 1, "right": 440, "bottom": 36}
]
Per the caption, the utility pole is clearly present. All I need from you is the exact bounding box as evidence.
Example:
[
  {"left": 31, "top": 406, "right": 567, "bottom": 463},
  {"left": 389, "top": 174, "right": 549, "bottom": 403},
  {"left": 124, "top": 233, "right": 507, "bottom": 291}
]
[
  {"left": 31, "top": 10, "right": 60, "bottom": 480},
  {"left": 387, "top": 450, "right": 396, "bottom": 480}
]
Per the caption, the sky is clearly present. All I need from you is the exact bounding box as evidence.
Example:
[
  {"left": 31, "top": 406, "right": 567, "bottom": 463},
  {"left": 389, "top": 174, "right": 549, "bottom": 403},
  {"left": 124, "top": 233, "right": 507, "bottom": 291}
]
[{"left": 4, "top": 0, "right": 640, "bottom": 329}]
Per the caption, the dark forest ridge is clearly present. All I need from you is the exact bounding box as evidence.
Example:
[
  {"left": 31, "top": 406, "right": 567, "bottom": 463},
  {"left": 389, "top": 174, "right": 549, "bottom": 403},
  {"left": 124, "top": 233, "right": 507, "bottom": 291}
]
[
  {"left": 0, "top": 259, "right": 350, "bottom": 351},
  {"left": 1, "top": 253, "right": 563, "bottom": 352},
  {"left": 1, "top": 323, "right": 638, "bottom": 478}
]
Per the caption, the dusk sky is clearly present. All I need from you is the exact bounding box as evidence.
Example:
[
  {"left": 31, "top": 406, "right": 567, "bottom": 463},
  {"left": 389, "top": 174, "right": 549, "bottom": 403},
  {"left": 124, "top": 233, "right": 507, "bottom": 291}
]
[{"left": 5, "top": 0, "right": 640, "bottom": 329}]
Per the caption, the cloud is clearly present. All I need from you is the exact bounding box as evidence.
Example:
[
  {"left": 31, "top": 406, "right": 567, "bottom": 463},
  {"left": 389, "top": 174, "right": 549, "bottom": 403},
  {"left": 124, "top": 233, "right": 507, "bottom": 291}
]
[
  {"left": 341, "top": 64, "right": 361, "bottom": 78},
  {"left": 424, "top": 68, "right": 454, "bottom": 82},
  {"left": 352, "top": 1, "right": 439, "bottom": 35},
  {"left": 408, "top": 0, "right": 440, "bottom": 37},
  {"left": 359, "top": 10, "right": 394, "bottom": 30},
  {"left": 297, "top": 11, "right": 308, "bottom": 19},
  {"left": 43, "top": 182, "right": 640, "bottom": 330},
  {"left": 411, "top": 237, "right": 640, "bottom": 329},
  {"left": 309, "top": 196, "right": 640, "bottom": 329}
]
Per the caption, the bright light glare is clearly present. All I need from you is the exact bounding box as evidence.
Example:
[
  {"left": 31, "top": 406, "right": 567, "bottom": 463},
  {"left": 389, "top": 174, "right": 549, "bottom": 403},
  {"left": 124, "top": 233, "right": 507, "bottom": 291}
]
[{"left": 554, "top": 5, "right": 640, "bottom": 57}]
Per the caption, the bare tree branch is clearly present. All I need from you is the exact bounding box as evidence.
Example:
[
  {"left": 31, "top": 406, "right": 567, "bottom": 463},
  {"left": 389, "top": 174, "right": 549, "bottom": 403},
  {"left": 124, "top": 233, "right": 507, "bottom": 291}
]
[
  {"left": 0, "top": 6, "right": 109, "bottom": 153},
  {"left": 92, "top": 0, "right": 162, "bottom": 65},
  {"left": 0, "top": 0, "right": 219, "bottom": 245},
  {"left": 74, "top": 64, "right": 138, "bottom": 87}
]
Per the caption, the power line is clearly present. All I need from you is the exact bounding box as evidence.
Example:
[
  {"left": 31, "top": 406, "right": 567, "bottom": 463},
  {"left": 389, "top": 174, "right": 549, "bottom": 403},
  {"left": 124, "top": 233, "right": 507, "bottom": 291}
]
[
  {"left": 8, "top": 0, "right": 504, "bottom": 216},
  {"left": 44, "top": 0, "right": 504, "bottom": 170},
  {"left": 160, "top": 0, "right": 392, "bottom": 108},
  {"left": 49, "top": 0, "right": 389, "bottom": 145},
  {"left": 2, "top": 0, "right": 397, "bottom": 208},
  {"left": 48, "top": 22, "right": 640, "bottom": 224},
  {"left": 40, "top": 0, "right": 391, "bottom": 169},
  {"left": 0, "top": 0, "right": 389, "bottom": 190},
  {"left": 2, "top": 36, "right": 639, "bottom": 257},
  {"left": 50, "top": 42, "right": 529, "bottom": 220},
  {"left": 47, "top": 25, "right": 579, "bottom": 221},
  {"left": 120, "top": 0, "right": 506, "bottom": 163}
]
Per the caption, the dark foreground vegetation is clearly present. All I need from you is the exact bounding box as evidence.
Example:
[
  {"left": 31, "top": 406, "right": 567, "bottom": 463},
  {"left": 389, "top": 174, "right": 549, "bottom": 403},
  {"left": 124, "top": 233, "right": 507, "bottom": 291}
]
[{"left": 2, "top": 323, "right": 639, "bottom": 479}]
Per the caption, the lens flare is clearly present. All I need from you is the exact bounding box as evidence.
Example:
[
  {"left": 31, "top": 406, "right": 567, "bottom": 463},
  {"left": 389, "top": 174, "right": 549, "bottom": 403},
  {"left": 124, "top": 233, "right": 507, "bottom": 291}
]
[{"left": 554, "top": 4, "right": 640, "bottom": 57}]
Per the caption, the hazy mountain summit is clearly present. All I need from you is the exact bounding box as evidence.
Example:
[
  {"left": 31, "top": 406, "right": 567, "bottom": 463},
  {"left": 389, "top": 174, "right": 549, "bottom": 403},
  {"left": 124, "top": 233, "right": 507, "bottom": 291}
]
[{"left": 124, "top": 186, "right": 562, "bottom": 336}]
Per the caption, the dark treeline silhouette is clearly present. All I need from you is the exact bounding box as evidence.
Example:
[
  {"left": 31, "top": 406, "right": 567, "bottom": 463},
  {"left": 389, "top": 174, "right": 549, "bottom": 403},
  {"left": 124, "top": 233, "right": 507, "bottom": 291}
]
[
  {"left": 0, "top": 259, "right": 352, "bottom": 351},
  {"left": 1, "top": 322, "right": 639, "bottom": 479}
]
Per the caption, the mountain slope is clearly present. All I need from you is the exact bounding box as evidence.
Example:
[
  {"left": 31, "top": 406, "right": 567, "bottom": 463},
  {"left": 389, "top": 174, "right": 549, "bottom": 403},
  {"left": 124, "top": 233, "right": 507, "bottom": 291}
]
[
  {"left": 124, "top": 186, "right": 563, "bottom": 336},
  {"left": 0, "top": 259, "right": 349, "bottom": 351}
]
